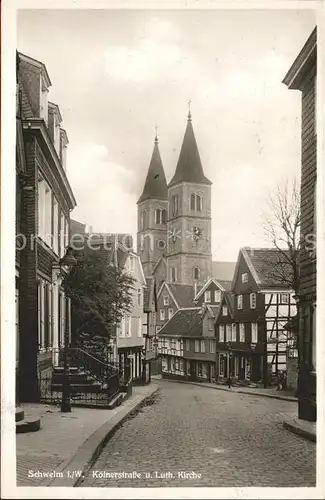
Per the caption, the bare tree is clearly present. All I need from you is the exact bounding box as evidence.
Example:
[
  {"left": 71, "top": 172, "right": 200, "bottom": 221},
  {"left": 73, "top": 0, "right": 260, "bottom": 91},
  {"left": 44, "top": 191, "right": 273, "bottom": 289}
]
[
  {"left": 261, "top": 179, "right": 301, "bottom": 354},
  {"left": 262, "top": 178, "right": 300, "bottom": 297}
]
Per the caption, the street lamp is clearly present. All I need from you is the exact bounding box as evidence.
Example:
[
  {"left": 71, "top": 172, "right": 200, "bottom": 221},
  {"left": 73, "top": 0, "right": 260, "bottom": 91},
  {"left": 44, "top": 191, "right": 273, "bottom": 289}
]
[{"left": 59, "top": 246, "right": 77, "bottom": 413}]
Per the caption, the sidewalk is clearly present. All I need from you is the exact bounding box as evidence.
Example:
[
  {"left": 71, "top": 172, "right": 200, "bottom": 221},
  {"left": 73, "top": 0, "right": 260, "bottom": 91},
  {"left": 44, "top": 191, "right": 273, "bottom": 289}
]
[
  {"left": 16, "top": 383, "right": 159, "bottom": 487},
  {"left": 153, "top": 375, "right": 297, "bottom": 402}
]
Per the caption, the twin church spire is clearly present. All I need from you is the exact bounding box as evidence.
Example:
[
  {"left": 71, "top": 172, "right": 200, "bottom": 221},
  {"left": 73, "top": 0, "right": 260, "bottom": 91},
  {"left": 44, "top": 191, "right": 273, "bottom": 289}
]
[{"left": 137, "top": 109, "right": 210, "bottom": 204}]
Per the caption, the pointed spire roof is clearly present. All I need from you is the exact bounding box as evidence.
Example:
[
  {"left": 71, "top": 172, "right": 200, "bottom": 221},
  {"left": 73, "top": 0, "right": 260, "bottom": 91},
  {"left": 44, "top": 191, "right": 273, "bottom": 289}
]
[
  {"left": 169, "top": 113, "right": 211, "bottom": 188},
  {"left": 137, "top": 134, "right": 168, "bottom": 204}
]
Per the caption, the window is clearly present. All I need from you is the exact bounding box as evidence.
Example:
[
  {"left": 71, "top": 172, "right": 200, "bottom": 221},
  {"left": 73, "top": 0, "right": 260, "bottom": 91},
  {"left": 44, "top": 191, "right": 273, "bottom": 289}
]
[
  {"left": 190, "top": 193, "right": 203, "bottom": 212},
  {"left": 37, "top": 280, "right": 52, "bottom": 350},
  {"left": 193, "top": 267, "right": 200, "bottom": 280},
  {"left": 44, "top": 183, "right": 52, "bottom": 247},
  {"left": 170, "top": 267, "right": 177, "bottom": 283},
  {"left": 160, "top": 309, "right": 165, "bottom": 321},
  {"left": 204, "top": 290, "right": 211, "bottom": 303},
  {"left": 239, "top": 323, "right": 245, "bottom": 342},
  {"left": 137, "top": 289, "right": 141, "bottom": 307},
  {"left": 40, "top": 76, "right": 48, "bottom": 125},
  {"left": 172, "top": 195, "right": 179, "bottom": 216},
  {"left": 168, "top": 308, "right": 174, "bottom": 320},
  {"left": 155, "top": 208, "right": 167, "bottom": 225},
  {"left": 281, "top": 293, "right": 289, "bottom": 304},
  {"left": 163, "top": 296, "right": 169, "bottom": 306},
  {"left": 60, "top": 212, "right": 65, "bottom": 257},
  {"left": 250, "top": 293, "right": 257, "bottom": 309},
  {"left": 125, "top": 316, "right": 131, "bottom": 337},
  {"left": 38, "top": 177, "right": 46, "bottom": 239},
  {"left": 251, "top": 323, "right": 258, "bottom": 343},
  {"left": 208, "top": 318, "right": 214, "bottom": 330},
  {"left": 241, "top": 273, "right": 248, "bottom": 283},
  {"left": 210, "top": 340, "right": 215, "bottom": 353},
  {"left": 200, "top": 340, "right": 205, "bottom": 353},
  {"left": 53, "top": 197, "right": 59, "bottom": 255},
  {"left": 222, "top": 306, "right": 228, "bottom": 316},
  {"left": 140, "top": 211, "right": 146, "bottom": 231},
  {"left": 54, "top": 116, "right": 61, "bottom": 154},
  {"left": 119, "top": 317, "right": 125, "bottom": 337},
  {"left": 237, "top": 295, "right": 243, "bottom": 310},
  {"left": 226, "top": 324, "right": 231, "bottom": 342},
  {"left": 194, "top": 340, "right": 200, "bottom": 352},
  {"left": 138, "top": 317, "right": 142, "bottom": 337},
  {"left": 190, "top": 193, "right": 196, "bottom": 211},
  {"left": 219, "top": 325, "right": 225, "bottom": 342},
  {"left": 64, "top": 217, "right": 69, "bottom": 247},
  {"left": 214, "top": 290, "right": 221, "bottom": 303},
  {"left": 185, "top": 339, "right": 190, "bottom": 350},
  {"left": 232, "top": 323, "right": 237, "bottom": 342}
]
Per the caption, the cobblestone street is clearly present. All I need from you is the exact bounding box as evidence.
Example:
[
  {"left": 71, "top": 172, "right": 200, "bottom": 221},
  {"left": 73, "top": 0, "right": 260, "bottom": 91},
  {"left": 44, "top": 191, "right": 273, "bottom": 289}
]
[{"left": 81, "top": 380, "right": 316, "bottom": 488}]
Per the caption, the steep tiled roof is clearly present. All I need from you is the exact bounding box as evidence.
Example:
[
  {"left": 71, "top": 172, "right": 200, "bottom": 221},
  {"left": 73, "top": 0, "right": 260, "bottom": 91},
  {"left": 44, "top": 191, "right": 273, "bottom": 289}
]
[
  {"left": 244, "top": 248, "right": 294, "bottom": 288},
  {"left": 158, "top": 308, "right": 203, "bottom": 337},
  {"left": 169, "top": 116, "right": 211, "bottom": 187},
  {"left": 138, "top": 139, "right": 168, "bottom": 204},
  {"left": 168, "top": 284, "right": 195, "bottom": 308},
  {"left": 217, "top": 280, "right": 232, "bottom": 291},
  {"left": 212, "top": 261, "right": 236, "bottom": 281}
]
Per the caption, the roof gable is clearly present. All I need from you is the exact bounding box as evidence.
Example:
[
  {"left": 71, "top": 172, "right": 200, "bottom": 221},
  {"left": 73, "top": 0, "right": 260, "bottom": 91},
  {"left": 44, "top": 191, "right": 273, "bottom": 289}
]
[
  {"left": 233, "top": 247, "right": 294, "bottom": 289},
  {"left": 194, "top": 278, "right": 229, "bottom": 301}
]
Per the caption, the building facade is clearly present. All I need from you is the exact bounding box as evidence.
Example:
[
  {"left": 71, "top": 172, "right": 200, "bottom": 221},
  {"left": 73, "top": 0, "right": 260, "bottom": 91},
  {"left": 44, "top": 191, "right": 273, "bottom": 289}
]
[
  {"left": 17, "top": 52, "right": 77, "bottom": 402},
  {"left": 215, "top": 248, "right": 297, "bottom": 385},
  {"left": 158, "top": 305, "right": 218, "bottom": 381},
  {"left": 283, "top": 28, "right": 317, "bottom": 421},
  {"left": 115, "top": 251, "right": 147, "bottom": 382}
]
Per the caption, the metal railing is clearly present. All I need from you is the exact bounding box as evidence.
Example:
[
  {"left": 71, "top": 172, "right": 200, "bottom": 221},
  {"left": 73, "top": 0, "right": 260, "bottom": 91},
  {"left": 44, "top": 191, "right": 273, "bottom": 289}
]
[{"left": 39, "top": 346, "right": 123, "bottom": 408}]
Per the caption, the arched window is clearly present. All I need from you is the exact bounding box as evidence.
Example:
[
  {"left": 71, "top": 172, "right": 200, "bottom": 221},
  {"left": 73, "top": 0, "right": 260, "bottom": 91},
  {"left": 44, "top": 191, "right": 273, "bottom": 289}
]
[
  {"left": 155, "top": 208, "right": 167, "bottom": 225},
  {"left": 196, "top": 194, "right": 202, "bottom": 212},
  {"left": 190, "top": 193, "right": 203, "bottom": 212},
  {"left": 190, "top": 193, "right": 196, "bottom": 211},
  {"left": 140, "top": 210, "right": 146, "bottom": 231},
  {"left": 193, "top": 267, "right": 200, "bottom": 280}
]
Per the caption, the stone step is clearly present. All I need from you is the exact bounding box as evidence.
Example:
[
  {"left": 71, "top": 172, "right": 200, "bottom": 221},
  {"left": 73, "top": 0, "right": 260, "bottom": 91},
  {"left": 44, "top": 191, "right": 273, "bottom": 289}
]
[
  {"left": 15, "top": 408, "right": 25, "bottom": 422},
  {"left": 51, "top": 382, "right": 102, "bottom": 394},
  {"left": 16, "top": 417, "right": 41, "bottom": 434},
  {"left": 53, "top": 366, "right": 79, "bottom": 374},
  {"left": 52, "top": 373, "right": 92, "bottom": 385}
]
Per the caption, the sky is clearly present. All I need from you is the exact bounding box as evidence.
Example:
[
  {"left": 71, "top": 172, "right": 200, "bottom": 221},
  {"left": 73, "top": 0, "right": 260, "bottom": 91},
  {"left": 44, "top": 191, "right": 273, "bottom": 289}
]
[{"left": 17, "top": 8, "right": 316, "bottom": 261}]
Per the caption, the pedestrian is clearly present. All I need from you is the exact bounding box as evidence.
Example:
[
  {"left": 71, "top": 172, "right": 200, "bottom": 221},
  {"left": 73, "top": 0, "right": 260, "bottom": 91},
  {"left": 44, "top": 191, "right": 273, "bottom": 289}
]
[{"left": 226, "top": 375, "right": 232, "bottom": 389}]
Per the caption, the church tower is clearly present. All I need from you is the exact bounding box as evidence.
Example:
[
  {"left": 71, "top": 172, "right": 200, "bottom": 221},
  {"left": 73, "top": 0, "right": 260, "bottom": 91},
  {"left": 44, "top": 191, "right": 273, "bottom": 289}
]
[
  {"left": 166, "top": 111, "right": 212, "bottom": 286},
  {"left": 137, "top": 133, "right": 168, "bottom": 279}
]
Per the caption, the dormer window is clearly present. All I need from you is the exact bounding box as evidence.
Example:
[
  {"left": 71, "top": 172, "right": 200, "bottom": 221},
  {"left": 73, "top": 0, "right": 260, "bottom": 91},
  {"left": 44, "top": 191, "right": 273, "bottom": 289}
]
[
  {"left": 214, "top": 290, "right": 221, "bottom": 303},
  {"left": 190, "top": 193, "right": 203, "bottom": 212},
  {"left": 155, "top": 208, "right": 167, "bottom": 225},
  {"left": 204, "top": 290, "right": 211, "bottom": 303},
  {"left": 40, "top": 75, "right": 48, "bottom": 125}
]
